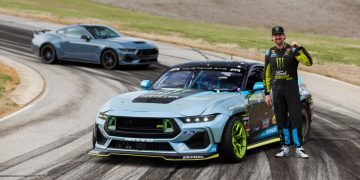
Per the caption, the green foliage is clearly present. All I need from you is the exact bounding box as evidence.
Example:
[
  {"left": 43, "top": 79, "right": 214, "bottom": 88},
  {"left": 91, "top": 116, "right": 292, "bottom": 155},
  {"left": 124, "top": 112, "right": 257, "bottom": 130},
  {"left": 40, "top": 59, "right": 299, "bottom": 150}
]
[{"left": 0, "top": 72, "right": 11, "bottom": 96}]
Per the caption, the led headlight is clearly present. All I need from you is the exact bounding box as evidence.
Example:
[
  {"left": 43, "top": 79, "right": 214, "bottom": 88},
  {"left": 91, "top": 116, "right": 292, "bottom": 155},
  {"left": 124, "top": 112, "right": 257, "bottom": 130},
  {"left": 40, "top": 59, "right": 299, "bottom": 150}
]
[
  {"left": 98, "top": 112, "right": 109, "bottom": 120},
  {"left": 119, "top": 48, "right": 136, "bottom": 52},
  {"left": 180, "top": 114, "right": 218, "bottom": 123}
]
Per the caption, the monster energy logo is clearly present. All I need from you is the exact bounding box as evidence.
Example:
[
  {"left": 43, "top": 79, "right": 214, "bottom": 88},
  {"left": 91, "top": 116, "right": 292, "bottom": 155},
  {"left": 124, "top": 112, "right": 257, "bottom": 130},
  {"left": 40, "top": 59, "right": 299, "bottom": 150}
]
[{"left": 276, "top": 57, "right": 284, "bottom": 69}]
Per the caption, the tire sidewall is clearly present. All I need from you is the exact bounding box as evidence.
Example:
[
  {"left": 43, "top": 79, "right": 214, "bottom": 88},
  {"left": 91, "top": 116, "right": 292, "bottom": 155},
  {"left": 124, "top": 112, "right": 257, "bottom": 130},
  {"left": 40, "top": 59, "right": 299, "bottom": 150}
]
[
  {"left": 40, "top": 44, "right": 57, "bottom": 64},
  {"left": 101, "top": 50, "right": 119, "bottom": 70},
  {"left": 220, "top": 116, "right": 247, "bottom": 163},
  {"left": 301, "top": 103, "right": 311, "bottom": 142}
]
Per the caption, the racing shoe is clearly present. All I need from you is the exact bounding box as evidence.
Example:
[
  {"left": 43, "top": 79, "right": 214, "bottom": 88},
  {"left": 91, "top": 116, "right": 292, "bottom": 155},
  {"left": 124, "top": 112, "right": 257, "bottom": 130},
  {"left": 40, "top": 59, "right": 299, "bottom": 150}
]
[
  {"left": 275, "top": 145, "right": 290, "bottom": 158},
  {"left": 295, "top": 146, "right": 309, "bottom": 159}
]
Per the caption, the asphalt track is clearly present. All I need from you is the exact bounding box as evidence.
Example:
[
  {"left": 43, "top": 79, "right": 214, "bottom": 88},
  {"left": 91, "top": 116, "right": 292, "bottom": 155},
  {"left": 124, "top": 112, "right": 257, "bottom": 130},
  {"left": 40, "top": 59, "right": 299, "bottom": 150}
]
[{"left": 0, "top": 23, "right": 359, "bottom": 180}]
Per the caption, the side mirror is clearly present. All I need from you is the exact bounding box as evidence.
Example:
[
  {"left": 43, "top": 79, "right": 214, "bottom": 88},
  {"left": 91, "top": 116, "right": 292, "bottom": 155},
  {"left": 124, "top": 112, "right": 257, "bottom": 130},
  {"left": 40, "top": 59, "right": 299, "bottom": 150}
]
[
  {"left": 253, "top": 82, "right": 264, "bottom": 90},
  {"left": 140, "top": 80, "right": 151, "bottom": 89},
  {"left": 81, "top": 35, "right": 91, "bottom": 41}
]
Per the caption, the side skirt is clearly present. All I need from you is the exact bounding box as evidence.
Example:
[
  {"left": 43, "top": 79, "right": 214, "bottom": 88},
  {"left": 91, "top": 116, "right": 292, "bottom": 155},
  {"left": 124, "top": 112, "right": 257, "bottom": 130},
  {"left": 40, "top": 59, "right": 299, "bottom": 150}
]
[{"left": 247, "top": 137, "right": 280, "bottom": 150}]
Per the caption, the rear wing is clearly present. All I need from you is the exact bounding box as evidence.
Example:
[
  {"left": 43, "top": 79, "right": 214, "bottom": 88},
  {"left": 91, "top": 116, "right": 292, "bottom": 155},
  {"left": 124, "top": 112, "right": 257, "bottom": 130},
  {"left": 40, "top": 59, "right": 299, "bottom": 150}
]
[{"left": 34, "top": 30, "right": 51, "bottom": 36}]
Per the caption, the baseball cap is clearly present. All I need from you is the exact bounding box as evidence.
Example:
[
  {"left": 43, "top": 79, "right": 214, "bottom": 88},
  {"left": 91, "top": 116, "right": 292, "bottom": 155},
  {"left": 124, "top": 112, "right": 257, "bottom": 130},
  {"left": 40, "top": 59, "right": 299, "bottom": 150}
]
[{"left": 272, "top": 26, "right": 285, "bottom": 35}]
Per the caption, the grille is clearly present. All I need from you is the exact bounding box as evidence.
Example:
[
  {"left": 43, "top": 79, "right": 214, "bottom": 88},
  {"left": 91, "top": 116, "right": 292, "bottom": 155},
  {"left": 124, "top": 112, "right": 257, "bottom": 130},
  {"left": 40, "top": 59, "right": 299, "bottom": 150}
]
[
  {"left": 184, "top": 131, "right": 210, "bottom": 149},
  {"left": 137, "top": 49, "right": 158, "bottom": 58},
  {"left": 109, "top": 140, "right": 173, "bottom": 151},
  {"left": 105, "top": 117, "right": 180, "bottom": 138}
]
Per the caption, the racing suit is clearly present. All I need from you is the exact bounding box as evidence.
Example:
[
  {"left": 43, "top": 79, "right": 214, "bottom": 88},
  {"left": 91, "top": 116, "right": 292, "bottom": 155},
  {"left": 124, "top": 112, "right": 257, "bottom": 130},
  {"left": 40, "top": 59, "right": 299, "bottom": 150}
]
[{"left": 264, "top": 43, "right": 312, "bottom": 147}]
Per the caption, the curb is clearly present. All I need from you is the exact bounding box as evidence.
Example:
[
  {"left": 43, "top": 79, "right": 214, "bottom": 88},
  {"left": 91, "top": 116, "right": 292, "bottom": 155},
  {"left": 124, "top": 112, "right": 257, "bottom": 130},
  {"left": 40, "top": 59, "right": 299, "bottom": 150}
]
[{"left": 0, "top": 55, "right": 45, "bottom": 106}]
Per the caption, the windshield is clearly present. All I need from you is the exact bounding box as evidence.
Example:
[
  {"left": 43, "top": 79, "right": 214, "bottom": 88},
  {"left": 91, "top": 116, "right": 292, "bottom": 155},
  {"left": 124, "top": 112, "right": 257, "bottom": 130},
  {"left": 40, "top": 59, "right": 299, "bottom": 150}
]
[
  {"left": 152, "top": 66, "right": 246, "bottom": 91},
  {"left": 84, "top": 26, "right": 120, "bottom": 39}
]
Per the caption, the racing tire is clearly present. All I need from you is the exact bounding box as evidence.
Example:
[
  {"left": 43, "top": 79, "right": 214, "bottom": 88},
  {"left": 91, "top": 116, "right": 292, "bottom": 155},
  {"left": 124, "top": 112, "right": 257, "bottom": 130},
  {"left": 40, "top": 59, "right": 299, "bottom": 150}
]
[
  {"left": 101, "top": 50, "right": 119, "bottom": 70},
  {"left": 301, "top": 102, "right": 311, "bottom": 143},
  {"left": 220, "top": 116, "right": 247, "bottom": 163},
  {"left": 40, "top": 44, "right": 57, "bottom": 64}
]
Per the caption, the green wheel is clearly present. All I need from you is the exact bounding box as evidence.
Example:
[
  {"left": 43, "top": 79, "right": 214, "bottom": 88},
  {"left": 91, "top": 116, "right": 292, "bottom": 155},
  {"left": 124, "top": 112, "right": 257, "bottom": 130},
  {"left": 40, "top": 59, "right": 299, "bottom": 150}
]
[{"left": 220, "top": 116, "right": 247, "bottom": 162}]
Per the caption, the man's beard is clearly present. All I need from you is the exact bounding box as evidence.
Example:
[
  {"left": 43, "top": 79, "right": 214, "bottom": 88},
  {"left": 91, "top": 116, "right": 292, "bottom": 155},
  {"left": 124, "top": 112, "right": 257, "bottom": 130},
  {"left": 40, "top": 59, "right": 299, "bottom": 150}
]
[{"left": 275, "top": 39, "right": 284, "bottom": 47}]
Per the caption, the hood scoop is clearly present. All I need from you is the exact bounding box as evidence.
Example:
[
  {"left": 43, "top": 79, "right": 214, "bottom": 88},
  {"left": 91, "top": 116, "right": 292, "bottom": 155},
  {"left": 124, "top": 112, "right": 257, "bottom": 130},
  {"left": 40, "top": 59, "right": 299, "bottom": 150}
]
[{"left": 134, "top": 41, "right": 146, "bottom": 44}]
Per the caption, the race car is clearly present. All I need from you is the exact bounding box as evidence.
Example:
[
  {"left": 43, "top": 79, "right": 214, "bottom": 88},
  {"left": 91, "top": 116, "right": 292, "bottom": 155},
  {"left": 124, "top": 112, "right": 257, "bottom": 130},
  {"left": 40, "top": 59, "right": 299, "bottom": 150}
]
[
  {"left": 89, "top": 60, "right": 313, "bottom": 162},
  {"left": 31, "top": 24, "right": 158, "bottom": 69}
]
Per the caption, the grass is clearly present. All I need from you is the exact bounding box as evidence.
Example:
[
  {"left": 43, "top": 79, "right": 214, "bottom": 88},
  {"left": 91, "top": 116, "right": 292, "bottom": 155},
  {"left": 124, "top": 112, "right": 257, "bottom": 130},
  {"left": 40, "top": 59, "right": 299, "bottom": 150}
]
[
  {"left": 0, "top": 0, "right": 359, "bottom": 66},
  {"left": 0, "top": 72, "right": 11, "bottom": 97}
]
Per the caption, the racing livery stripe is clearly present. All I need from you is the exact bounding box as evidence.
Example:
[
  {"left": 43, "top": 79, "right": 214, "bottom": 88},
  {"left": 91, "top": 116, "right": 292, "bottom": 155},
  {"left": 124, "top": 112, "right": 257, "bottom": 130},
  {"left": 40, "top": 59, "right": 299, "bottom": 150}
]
[{"left": 247, "top": 138, "right": 280, "bottom": 150}]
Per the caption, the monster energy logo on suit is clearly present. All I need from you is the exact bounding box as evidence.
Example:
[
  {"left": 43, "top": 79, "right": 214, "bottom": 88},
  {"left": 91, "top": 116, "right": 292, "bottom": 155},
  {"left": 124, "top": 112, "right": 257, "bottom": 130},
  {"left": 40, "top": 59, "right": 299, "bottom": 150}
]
[{"left": 276, "top": 57, "right": 284, "bottom": 69}]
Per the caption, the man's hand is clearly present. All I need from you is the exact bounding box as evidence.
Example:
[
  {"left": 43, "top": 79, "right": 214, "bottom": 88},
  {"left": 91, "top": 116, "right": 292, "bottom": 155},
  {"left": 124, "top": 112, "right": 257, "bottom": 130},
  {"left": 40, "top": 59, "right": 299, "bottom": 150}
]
[
  {"left": 291, "top": 41, "right": 302, "bottom": 48},
  {"left": 265, "top": 95, "right": 272, "bottom": 106}
]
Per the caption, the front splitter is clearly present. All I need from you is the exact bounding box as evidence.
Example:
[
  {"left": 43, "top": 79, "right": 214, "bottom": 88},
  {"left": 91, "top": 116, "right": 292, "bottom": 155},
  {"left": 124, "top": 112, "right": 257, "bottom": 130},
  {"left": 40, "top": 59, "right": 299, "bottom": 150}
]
[{"left": 89, "top": 148, "right": 219, "bottom": 161}]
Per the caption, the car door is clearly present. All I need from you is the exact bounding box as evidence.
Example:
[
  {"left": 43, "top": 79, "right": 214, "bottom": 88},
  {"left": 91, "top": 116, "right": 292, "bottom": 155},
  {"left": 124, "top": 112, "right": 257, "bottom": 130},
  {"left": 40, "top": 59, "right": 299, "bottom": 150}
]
[
  {"left": 60, "top": 26, "right": 99, "bottom": 62},
  {"left": 245, "top": 67, "right": 274, "bottom": 137}
]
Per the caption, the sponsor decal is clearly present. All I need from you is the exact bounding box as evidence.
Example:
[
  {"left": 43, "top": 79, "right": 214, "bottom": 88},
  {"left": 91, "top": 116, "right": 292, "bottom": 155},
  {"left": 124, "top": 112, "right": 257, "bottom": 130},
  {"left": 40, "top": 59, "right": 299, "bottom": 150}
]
[
  {"left": 275, "top": 70, "right": 292, "bottom": 80},
  {"left": 228, "top": 104, "right": 243, "bottom": 110},
  {"left": 229, "top": 68, "right": 241, "bottom": 72},
  {"left": 183, "top": 130, "right": 196, "bottom": 136},
  {"left": 170, "top": 67, "right": 180, "bottom": 71},
  {"left": 242, "top": 121, "right": 250, "bottom": 135},
  {"left": 169, "top": 66, "right": 245, "bottom": 72},
  {"left": 271, "top": 50, "right": 276, "bottom": 54},
  {"left": 272, "top": 114, "right": 277, "bottom": 124},
  {"left": 276, "top": 57, "right": 285, "bottom": 69},
  {"left": 133, "top": 89, "right": 200, "bottom": 104},
  {"left": 124, "top": 138, "right": 154, "bottom": 142},
  {"left": 254, "top": 126, "right": 278, "bottom": 140},
  {"left": 209, "top": 144, "right": 217, "bottom": 153},
  {"left": 262, "top": 118, "right": 270, "bottom": 129},
  {"left": 249, "top": 93, "right": 263, "bottom": 101},
  {"left": 183, "top": 155, "right": 204, "bottom": 159}
]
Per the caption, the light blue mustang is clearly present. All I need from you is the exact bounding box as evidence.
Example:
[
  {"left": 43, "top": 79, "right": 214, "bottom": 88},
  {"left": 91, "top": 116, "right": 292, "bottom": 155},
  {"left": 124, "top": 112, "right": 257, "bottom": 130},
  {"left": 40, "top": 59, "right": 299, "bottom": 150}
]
[
  {"left": 89, "top": 60, "right": 313, "bottom": 162},
  {"left": 31, "top": 24, "right": 158, "bottom": 69}
]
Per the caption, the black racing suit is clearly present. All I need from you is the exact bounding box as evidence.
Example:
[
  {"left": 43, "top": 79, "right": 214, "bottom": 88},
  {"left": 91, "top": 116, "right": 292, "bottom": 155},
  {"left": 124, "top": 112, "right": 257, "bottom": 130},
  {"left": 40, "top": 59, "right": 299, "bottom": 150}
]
[{"left": 264, "top": 43, "right": 312, "bottom": 147}]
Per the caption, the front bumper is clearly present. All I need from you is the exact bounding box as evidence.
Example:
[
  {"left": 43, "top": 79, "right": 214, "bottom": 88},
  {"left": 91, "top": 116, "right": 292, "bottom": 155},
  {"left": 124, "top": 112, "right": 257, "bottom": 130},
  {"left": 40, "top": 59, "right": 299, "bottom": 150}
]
[
  {"left": 89, "top": 114, "right": 229, "bottom": 160},
  {"left": 117, "top": 48, "right": 159, "bottom": 65}
]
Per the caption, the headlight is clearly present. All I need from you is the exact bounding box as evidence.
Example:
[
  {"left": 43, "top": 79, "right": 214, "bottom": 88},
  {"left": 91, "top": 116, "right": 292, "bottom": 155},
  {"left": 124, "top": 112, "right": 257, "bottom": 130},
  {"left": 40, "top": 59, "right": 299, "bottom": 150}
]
[
  {"left": 179, "top": 114, "right": 218, "bottom": 123},
  {"left": 98, "top": 112, "right": 109, "bottom": 120},
  {"left": 119, "top": 48, "right": 136, "bottom": 52}
]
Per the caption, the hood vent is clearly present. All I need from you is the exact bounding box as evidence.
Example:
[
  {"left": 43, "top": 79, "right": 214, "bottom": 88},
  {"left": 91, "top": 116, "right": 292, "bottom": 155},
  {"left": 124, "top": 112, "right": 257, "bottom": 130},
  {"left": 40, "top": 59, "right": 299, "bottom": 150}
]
[
  {"left": 134, "top": 41, "right": 146, "bottom": 44},
  {"left": 133, "top": 89, "right": 203, "bottom": 104}
]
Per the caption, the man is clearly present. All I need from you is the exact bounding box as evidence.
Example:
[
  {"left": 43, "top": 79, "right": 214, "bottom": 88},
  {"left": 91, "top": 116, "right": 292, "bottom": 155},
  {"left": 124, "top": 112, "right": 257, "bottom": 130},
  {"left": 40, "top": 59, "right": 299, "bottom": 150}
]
[{"left": 264, "top": 26, "right": 312, "bottom": 158}]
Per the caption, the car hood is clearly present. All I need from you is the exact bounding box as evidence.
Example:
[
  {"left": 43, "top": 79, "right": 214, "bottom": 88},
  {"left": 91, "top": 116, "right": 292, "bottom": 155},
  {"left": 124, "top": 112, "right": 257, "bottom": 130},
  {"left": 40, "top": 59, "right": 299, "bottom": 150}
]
[
  {"left": 107, "top": 37, "right": 156, "bottom": 48},
  {"left": 101, "top": 89, "right": 242, "bottom": 117}
]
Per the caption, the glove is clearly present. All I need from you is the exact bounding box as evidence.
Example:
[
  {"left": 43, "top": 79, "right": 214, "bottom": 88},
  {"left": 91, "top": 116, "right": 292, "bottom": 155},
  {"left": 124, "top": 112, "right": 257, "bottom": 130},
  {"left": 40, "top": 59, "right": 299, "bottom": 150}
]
[{"left": 291, "top": 41, "right": 302, "bottom": 48}]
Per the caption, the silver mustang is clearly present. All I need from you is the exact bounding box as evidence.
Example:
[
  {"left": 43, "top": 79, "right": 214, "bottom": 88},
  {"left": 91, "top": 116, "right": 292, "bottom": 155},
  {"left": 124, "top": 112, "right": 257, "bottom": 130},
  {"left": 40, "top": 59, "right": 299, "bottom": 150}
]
[{"left": 31, "top": 24, "right": 159, "bottom": 69}]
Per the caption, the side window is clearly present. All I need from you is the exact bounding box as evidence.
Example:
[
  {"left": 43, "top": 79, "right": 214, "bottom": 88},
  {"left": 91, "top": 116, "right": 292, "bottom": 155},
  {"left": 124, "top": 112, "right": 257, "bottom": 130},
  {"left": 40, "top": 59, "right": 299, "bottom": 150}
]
[
  {"left": 245, "top": 68, "right": 264, "bottom": 90},
  {"left": 63, "top": 27, "right": 87, "bottom": 39}
]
